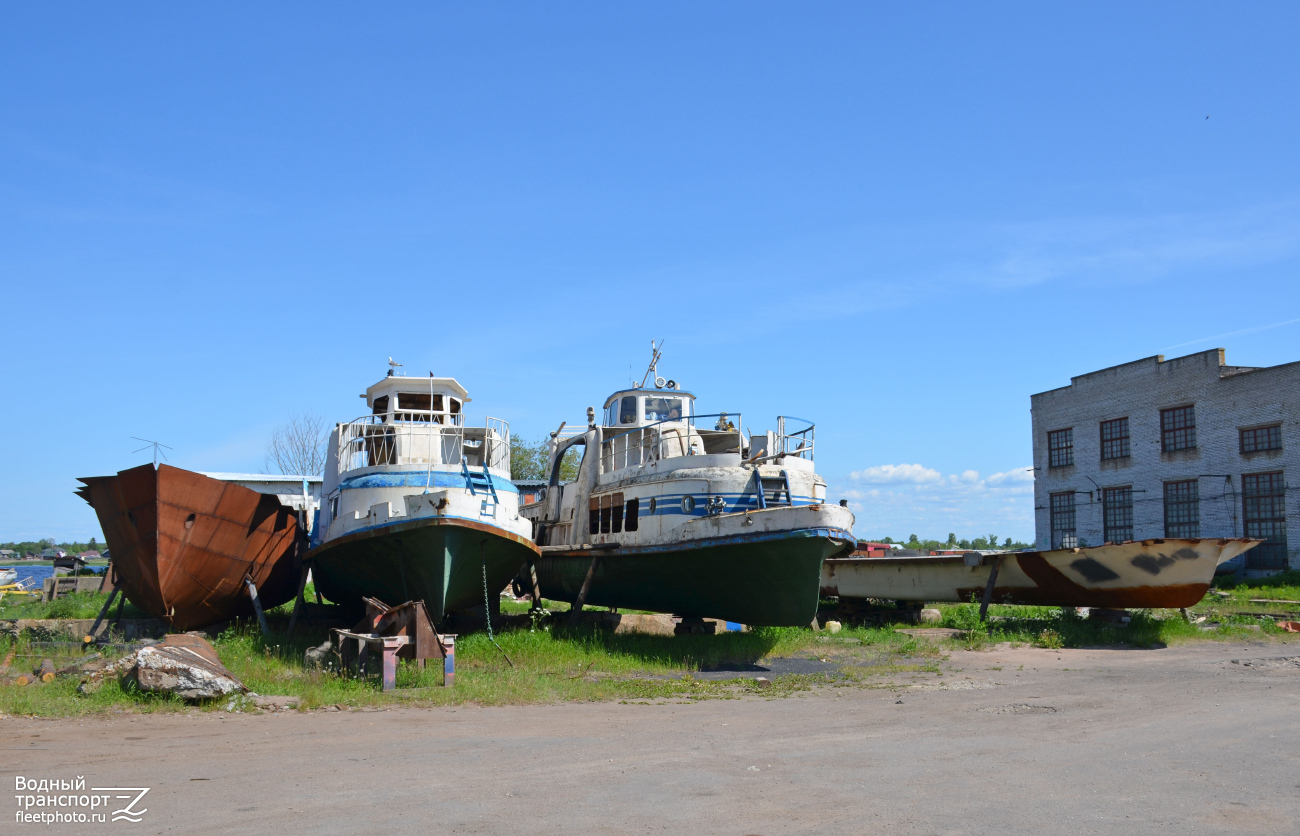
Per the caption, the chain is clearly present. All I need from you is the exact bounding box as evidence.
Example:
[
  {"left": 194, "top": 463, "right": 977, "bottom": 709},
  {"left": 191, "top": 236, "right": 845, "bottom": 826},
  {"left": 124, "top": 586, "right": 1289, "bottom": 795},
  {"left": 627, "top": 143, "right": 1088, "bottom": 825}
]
[{"left": 482, "top": 557, "right": 514, "bottom": 668}]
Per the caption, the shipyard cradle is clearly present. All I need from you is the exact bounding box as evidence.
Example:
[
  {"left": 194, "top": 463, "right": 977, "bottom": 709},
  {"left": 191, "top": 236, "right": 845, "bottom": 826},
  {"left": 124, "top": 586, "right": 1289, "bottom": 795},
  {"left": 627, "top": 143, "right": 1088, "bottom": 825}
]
[
  {"left": 523, "top": 345, "right": 855, "bottom": 626},
  {"left": 309, "top": 368, "right": 537, "bottom": 620}
]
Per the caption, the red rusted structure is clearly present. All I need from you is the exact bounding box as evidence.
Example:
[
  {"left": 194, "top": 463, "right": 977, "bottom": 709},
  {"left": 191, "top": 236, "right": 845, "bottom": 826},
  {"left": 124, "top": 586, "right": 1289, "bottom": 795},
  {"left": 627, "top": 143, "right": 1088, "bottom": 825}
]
[{"left": 76, "top": 464, "right": 302, "bottom": 631}]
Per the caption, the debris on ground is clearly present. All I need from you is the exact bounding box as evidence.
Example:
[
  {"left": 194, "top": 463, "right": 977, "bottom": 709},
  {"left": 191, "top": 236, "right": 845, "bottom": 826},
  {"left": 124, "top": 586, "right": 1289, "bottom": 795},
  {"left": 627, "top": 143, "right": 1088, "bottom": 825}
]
[{"left": 79, "top": 633, "right": 246, "bottom": 700}]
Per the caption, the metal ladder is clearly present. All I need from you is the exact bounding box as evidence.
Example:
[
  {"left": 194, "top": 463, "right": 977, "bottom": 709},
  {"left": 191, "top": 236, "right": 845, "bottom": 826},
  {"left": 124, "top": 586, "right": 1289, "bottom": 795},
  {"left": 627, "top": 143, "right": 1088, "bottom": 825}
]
[
  {"left": 753, "top": 469, "right": 792, "bottom": 509},
  {"left": 462, "top": 460, "right": 500, "bottom": 517}
]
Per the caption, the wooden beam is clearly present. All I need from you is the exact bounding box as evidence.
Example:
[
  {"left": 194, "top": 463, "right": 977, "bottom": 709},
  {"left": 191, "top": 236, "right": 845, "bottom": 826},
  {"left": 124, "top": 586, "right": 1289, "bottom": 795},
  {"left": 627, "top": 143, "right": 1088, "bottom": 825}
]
[{"left": 569, "top": 556, "right": 600, "bottom": 626}]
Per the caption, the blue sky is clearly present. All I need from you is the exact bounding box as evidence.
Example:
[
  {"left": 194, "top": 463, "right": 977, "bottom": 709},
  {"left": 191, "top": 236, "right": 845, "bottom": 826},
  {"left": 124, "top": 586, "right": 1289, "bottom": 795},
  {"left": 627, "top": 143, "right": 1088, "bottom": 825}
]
[{"left": 3, "top": 4, "right": 1298, "bottom": 544}]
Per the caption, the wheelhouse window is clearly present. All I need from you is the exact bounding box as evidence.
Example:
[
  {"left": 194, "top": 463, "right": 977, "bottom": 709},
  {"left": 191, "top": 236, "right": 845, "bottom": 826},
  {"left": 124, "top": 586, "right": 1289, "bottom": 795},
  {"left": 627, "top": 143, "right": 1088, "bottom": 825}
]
[
  {"left": 624, "top": 498, "right": 639, "bottom": 532},
  {"left": 372, "top": 395, "right": 389, "bottom": 416},
  {"left": 1102, "top": 487, "right": 1133, "bottom": 543},
  {"left": 645, "top": 397, "right": 685, "bottom": 423},
  {"left": 1164, "top": 480, "right": 1199, "bottom": 538},
  {"left": 1050, "top": 492, "right": 1076, "bottom": 549},
  {"left": 619, "top": 396, "right": 638, "bottom": 425},
  {"left": 1048, "top": 428, "right": 1074, "bottom": 468},
  {"left": 1241, "top": 425, "right": 1282, "bottom": 454},
  {"left": 1243, "top": 472, "right": 1288, "bottom": 571},
  {"left": 1161, "top": 406, "right": 1196, "bottom": 452},
  {"left": 1100, "top": 417, "right": 1130, "bottom": 460}
]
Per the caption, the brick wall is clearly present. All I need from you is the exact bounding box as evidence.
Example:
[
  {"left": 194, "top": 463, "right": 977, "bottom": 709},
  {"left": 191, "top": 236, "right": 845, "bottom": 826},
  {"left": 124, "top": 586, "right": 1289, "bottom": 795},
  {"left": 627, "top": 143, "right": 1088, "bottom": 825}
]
[{"left": 1030, "top": 349, "right": 1299, "bottom": 572}]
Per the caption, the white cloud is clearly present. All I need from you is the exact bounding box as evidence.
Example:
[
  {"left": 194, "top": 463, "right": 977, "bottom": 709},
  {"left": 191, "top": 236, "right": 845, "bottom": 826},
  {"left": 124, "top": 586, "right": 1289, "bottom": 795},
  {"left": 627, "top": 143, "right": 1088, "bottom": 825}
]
[
  {"left": 849, "top": 463, "right": 942, "bottom": 484},
  {"left": 830, "top": 463, "right": 1036, "bottom": 542}
]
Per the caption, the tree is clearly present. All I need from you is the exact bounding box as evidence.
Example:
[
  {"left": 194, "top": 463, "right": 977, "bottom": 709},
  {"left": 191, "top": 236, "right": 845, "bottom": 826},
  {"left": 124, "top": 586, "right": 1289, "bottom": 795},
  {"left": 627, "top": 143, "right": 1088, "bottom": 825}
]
[
  {"left": 946, "top": 532, "right": 958, "bottom": 548},
  {"left": 265, "top": 412, "right": 329, "bottom": 476},
  {"left": 510, "top": 434, "right": 581, "bottom": 482}
]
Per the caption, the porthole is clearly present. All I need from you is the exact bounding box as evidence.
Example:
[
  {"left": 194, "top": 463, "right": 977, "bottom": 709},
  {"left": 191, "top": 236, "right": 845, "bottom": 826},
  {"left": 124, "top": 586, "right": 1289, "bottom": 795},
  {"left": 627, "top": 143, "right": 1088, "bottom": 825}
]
[
  {"left": 681, "top": 495, "right": 695, "bottom": 514},
  {"left": 648, "top": 497, "right": 657, "bottom": 514}
]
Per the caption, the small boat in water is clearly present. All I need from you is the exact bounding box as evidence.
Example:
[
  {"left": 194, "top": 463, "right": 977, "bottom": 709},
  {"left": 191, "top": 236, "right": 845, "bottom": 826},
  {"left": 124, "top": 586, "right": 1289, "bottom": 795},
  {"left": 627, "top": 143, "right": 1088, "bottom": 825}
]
[
  {"left": 0, "top": 568, "right": 17, "bottom": 584},
  {"left": 76, "top": 464, "right": 307, "bottom": 630},
  {"left": 524, "top": 344, "right": 855, "bottom": 626},
  {"left": 308, "top": 367, "right": 537, "bottom": 620},
  {"left": 821, "top": 538, "right": 1261, "bottom": 609}
]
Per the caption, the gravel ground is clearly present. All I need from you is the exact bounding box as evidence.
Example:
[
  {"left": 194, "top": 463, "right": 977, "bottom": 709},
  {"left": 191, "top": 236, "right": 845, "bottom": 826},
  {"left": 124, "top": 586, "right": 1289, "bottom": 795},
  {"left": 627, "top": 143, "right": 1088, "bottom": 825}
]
[{"left": 5, "top": 640, "right": 1298, "bottom": 835}]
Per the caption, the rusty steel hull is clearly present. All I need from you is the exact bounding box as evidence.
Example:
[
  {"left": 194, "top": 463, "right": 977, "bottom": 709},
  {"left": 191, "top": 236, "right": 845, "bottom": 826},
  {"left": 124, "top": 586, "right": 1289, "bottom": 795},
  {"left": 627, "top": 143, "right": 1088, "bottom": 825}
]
[
  {"left": 77, "top": 464, "right": 301, "bottom": 630},
  {"left": 821, "top": 539, "right": 1261, "bottom": 609}
]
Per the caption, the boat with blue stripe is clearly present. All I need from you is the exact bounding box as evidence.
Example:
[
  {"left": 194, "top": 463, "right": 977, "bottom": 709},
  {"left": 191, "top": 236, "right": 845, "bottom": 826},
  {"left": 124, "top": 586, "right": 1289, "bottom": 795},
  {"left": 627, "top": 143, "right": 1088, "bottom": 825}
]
[
  {"left": 522, "top": 342, "right": 854, "bottom": 627},
  {"left": 308, "top": 364, "right": 536, "bottom": 621}
]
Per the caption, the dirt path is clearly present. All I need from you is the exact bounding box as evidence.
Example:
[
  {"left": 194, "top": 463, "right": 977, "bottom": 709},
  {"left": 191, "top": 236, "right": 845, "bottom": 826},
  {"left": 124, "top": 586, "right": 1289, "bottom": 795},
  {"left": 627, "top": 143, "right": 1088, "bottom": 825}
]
[{"left": 4, "top": 641, "right": 1297, "bottom": 834}]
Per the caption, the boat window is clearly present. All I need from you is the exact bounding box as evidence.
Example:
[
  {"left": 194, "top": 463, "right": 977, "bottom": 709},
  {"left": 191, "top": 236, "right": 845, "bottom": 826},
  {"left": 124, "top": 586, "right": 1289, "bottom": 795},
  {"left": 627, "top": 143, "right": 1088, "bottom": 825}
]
[
  {"left": 599, "top": 494, "right": 612, "bottom": 534},
  {"left": 604, "top": 403, "right": 618, "bottom": 427},
  {"left": 589, "top": 497, "right": 600, "bottom": 535},
  {"left": 372, "top": 396, "right": 389, "bottom": 416},
  {"left": 398, "top": 392, "right": 431, "bottom": 411},
  {"left": 624, "top": 498, "right": 639, "bottom": 532},
  {"left": 450, "top": 398, "right": 461, "bottom": 415},
  {"left": 645, "top": 397, "right": 684, "bottom": 423},
  {"left": 620, "top": 396, "right": 638, "bottom": 425},
  {"left": 611, "top": 492, "right": 624, "bottom": 533}
]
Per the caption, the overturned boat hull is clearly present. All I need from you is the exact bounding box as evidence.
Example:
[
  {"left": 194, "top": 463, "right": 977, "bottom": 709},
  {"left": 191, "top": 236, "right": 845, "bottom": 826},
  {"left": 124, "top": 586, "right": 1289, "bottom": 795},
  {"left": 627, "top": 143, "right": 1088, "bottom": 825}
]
[
  {"left": 536, "top": 527, "right": 853, "bottom": 626},
  {"left": 76, "top": 464, "right": 302, "bottom": 630},
  {"left": 307, "top": 516, "right": 535, "bottom": 621},
  {"left": 821, "top": 539, "right": 1260, "bottom": 609}
]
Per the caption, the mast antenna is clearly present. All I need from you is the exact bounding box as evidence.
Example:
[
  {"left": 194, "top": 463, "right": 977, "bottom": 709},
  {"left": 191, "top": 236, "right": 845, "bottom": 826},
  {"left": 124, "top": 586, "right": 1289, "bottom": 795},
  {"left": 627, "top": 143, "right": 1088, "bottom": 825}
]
[
  {"left": 639, "top": 339, "right": 667, "bottom": 389},
  {"left": 131, "top": 437, "right": 173, "bottom": 468}
]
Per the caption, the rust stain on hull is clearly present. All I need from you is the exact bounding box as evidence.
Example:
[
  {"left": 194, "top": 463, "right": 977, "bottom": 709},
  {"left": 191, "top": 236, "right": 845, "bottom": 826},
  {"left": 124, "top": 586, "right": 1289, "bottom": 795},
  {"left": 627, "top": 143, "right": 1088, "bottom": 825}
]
[{"left": 77, "top": 464, "right": 301, "bottom": 631}]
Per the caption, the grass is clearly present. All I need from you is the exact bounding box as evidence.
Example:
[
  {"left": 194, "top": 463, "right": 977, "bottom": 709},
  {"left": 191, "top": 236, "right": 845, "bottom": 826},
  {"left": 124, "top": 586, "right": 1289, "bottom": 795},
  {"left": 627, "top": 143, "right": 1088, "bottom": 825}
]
[{"left": 3, "top": 575, "right": 1298, "bottom": 717}]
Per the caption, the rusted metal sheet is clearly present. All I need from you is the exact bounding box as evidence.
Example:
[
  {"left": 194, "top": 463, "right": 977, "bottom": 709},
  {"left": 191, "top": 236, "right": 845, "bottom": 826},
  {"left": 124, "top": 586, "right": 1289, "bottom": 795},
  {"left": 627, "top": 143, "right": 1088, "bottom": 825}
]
[
  {"left": 821, "top": 538, "right": 1261, "bottom": 609},
  {"left": 76, "top": 464, "right": 301, "bottom": 631}
]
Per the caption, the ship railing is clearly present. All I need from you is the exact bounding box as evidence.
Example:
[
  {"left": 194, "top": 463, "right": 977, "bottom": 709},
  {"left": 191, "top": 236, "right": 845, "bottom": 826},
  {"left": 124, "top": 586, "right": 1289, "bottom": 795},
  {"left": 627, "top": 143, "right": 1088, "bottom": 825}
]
[
  {"left": 776, "top": 415, "right": 815, "bottom": 461},
  {"left": 599, "top": 412, "right": 743, "bottom": 473},
  {"left": 337, "top": 415, "right": 508, "bottom": 475}
]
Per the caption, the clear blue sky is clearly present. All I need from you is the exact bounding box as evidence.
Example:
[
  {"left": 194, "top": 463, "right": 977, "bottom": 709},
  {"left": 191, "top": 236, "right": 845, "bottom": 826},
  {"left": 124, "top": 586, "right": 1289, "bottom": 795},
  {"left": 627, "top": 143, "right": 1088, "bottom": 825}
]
[{"left": 3, "top": 4, "right": 1298, "bottom": 544}]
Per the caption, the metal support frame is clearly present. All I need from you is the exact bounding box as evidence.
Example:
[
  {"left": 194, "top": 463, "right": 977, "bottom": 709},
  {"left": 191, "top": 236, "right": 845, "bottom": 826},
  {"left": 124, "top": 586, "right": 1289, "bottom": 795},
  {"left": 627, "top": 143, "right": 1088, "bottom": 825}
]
[
  {"left": 244, "top": 575, "right": 270, "bottom": 636},
  {"left": 569, "top": 556, "right": 600, "bottom": 625},
  {"left": 334, "top": 629, "right": 456, "bottom": 690},
  {"left": 978, "top": 557, "right": 1003, "bottom": 623},
  {"left": 86, "top": 580, "right": 122, "bottom": 643}
]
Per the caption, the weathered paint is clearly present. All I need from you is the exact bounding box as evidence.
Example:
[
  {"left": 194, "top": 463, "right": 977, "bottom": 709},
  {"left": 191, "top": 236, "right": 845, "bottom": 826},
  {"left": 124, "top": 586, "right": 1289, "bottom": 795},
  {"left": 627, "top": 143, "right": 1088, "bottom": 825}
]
[
  {"left": 76, "top": 464, "right": 301, "bottom": 631},
  {"left": 821, "top": 538, "right": 1261, "bottom": 609},
  {"left": 308, "top": 515, "right": 536, "bottom": 620}
]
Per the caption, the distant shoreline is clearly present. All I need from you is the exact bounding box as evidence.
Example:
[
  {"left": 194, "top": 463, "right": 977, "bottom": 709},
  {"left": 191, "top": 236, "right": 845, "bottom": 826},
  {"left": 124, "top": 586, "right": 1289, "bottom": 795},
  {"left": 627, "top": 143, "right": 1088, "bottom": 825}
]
[{"left": 0, "top": 559, "right": 110, "bottom": 566}]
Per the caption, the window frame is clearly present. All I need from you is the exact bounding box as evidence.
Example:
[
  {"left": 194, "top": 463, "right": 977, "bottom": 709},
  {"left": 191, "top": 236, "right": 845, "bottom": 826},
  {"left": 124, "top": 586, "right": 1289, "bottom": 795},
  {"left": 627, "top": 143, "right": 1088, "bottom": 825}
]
[
  {"left": 1160, "top": 405, "right": 1197, "bottom": 453},
  {"left": 1240, "top": 424, "right": 1282, "bottom": 454},
  {"left": 1048, "top": 428, "right": 1074, "bottom": 469},
  {"left": 1163, "top": 479, "right": 1200, "bottom": 539},
  {"left": 1242, "top": 471, "right": 1288, "bottom": 570},
  {"left": 1100, "top": 417, "right": 1131, "bottom": 461},
  {"left": 1102, "top": 486, "right": 1134, "bottom": 544},
  {"left": 1049, "top": 491, "right": 1077, "bottom": 549}
]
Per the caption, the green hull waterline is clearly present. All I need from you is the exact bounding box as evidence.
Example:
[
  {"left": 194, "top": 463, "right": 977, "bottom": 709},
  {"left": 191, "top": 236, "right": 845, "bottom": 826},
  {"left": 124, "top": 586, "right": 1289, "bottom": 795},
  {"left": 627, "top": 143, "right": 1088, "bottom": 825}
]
[
  {"left": 309, "top": 517, "right": 536, "bottom": 622},
  {"left": 535, "top": 530, "right": 848, "bottom": 626}
]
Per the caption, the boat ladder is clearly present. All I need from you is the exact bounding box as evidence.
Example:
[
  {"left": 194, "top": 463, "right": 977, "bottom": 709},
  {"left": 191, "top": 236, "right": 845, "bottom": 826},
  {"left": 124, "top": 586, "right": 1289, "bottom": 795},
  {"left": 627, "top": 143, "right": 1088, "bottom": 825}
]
[
  {"left": 462, "top": 460, "right": 500, "bottom": 517},
  {"left": 753, "top": 469, "right": 792, "bottom": 509}
]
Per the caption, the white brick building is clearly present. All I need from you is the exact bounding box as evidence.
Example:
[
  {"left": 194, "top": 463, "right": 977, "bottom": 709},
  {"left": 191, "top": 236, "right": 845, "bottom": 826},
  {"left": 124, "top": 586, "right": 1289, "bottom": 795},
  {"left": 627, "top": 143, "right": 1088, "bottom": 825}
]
[{"left": 1030, "top": 349, "right": 1297, "bottom": 573}]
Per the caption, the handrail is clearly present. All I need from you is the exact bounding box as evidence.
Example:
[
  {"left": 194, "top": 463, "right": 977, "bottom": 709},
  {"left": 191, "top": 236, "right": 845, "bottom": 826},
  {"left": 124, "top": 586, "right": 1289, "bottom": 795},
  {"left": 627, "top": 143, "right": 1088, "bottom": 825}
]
[
  {"left": 336, "top": 416, "right": 506, "bottom": 476},
  {"left": 599, "top": 412, "right": 744, "bottom": 473}
]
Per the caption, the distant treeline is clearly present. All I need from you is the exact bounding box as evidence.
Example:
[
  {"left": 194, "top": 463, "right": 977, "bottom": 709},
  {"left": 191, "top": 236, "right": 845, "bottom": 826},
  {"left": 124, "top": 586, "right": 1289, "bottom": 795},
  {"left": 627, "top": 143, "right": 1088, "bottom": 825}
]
[
  {"left": 1, "top": 538, "right": 103, "bottom": 557},
  {"left": 873, "top": 533, "right": 1034, "bottom": 551}
]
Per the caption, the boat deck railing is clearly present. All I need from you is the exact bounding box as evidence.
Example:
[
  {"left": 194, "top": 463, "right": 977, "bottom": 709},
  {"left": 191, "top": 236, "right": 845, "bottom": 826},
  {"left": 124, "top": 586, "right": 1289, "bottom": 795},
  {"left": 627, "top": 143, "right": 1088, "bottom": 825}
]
[
  {"left": 336, "top": 415, "right": 510, "bottom": 476},
  {"left": 599, "top": 413, "right": 744, "bottom": 473},
  {"left": 776, "top": 415, "right": 815, "bottom": 461}
]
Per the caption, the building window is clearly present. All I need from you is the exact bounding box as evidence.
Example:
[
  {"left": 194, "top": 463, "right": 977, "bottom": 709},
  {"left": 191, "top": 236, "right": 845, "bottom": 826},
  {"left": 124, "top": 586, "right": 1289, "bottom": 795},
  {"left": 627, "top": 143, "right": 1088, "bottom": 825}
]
[
  {"left": 1050, "top": 492, "right": 1076, "bottom": 549},
  {"left": 1048, "top": 428, "right": 1074, "bottom": 468},
  {"left": 1100, "top": 417, "right": 1130, "bottom": 460},
  {"left": 1163, "top": 480, "right": 1199, "bottom": 538},
  {"left": 1243, "top": 472, "right": 1288, "bottom": 571},
  {"left": 1241, "top": 425, "right": 1282, "bottom": 454},
  {"left": 1103, "top": 487, "right": 1134, "bottom": 543},
  {"left": 1161, "top": 406, "right": 1196, "bottom": 452}
]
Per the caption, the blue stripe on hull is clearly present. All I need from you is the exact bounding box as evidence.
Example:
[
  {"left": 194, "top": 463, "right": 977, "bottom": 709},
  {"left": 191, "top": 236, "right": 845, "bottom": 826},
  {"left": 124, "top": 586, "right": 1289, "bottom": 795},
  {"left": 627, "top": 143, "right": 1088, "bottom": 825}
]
[{"left": 339, "top": 470, "right": 519, "bottom": 494}]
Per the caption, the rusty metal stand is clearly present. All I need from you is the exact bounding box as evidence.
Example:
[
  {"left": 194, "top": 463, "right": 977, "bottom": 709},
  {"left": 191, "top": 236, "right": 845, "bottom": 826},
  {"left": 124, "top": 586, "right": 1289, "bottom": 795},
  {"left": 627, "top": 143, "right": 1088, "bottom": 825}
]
[
  {"left": 527, "top": 558, "right": 543, "bottom": 610},
  {"left": 334, "top": 598, "right": 456, "bottom": 689},
  {"left": 86, "top": 580, "right": 122, "bottom": 644},
  {"left": 978, "top": 557, "right": 1003, "bottom": 623},
  {"left": 569, "top": 556, "right": 600, "bottom": 625},
  {"left": 288, "top": 563, "right": 310, "bottom": 637},
  {"left": 244, "top": 575, "right": 270, "bottom": 636}
]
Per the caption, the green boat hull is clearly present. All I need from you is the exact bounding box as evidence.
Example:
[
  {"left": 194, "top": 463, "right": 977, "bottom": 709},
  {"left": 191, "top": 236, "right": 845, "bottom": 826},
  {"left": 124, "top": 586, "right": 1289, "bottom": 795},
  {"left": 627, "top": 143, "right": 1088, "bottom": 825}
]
[
  {"left": 308, "top": 516, "right": 536, "bottom": 622},
  {"left": 535, "top": 528, "right": 852, "bottom": 626}
]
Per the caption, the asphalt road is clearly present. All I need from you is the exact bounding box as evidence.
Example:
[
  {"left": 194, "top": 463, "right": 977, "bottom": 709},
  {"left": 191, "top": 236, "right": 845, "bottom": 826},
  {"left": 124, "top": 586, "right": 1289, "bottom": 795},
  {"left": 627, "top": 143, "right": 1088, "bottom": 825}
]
[{"left": 5, "top": 641, "right": 1297, "bottom": 835}]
